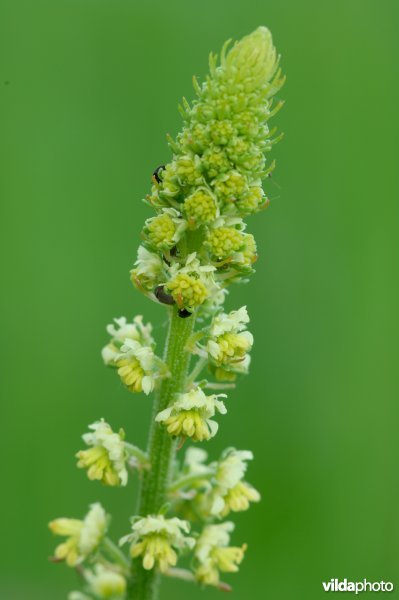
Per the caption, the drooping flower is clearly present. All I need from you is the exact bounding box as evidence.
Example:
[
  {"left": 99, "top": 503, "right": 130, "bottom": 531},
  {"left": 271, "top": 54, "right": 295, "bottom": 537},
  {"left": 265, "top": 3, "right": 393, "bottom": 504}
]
[
  {"left": 101, "top": 316, "right": 159, "bottom": 395},
  {"left": 114, "top": 340, "right": 158, "bottom": 395},
  {"left": 194, "top": 522, "right": 246, "bottom": 586},
  {"left": 101, "top": 314, "right": 165, "bottom": 395},
  {"left": 208, "top": 449, "right": 260, "bottom": 517},
  {"left": 155, "top": 387, "right": 227, "bottom": 442},
  {"left": 130, "top": 245, "right": 165, "bottom": 292},
  {"left": 214, "top": 479, "right": 260, "bottom": 516},
  {"left": 206, "top": 306, "right": 253, "bottom": 369},
  {"left": 76, "top": 420, "right": 128, "bottom": 487},
  {"left": 120, "top": 515, "right": 195, "bottom": 573},
  {"left": 49, "top": 503, "right": 107, "bottom": 567}
]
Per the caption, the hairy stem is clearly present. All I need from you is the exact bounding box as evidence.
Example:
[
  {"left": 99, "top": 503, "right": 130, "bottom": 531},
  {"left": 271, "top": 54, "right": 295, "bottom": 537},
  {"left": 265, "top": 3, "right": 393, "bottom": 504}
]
[{"left": 130, "top": 307, "right": 196, "bottom": 600}]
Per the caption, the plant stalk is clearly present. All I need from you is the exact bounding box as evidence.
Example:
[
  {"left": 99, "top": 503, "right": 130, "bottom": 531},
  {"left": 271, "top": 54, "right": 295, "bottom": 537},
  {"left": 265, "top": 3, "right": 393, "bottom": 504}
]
[
  {"left": 102, "top": 537, "right": 130, "bottom": 572},
  {"left": 130, "top": 307, "right": 196, "bottom": 599}
]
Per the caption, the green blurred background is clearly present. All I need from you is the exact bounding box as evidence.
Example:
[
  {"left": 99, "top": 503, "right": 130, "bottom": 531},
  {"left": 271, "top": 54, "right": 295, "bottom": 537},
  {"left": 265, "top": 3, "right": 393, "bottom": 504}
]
[{"left": 1, "top": 0, "right": 399, "bottom": 598}]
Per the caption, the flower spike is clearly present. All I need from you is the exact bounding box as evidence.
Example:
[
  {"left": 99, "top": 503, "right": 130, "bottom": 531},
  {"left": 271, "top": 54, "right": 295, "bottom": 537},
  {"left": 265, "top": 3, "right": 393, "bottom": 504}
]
[{"left": 50, "top": 25, "right": 284, "bottom": 598}]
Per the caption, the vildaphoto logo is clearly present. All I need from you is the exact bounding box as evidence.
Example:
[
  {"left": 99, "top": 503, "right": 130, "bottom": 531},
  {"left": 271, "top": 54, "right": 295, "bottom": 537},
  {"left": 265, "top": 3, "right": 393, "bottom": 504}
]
[{"left": 322, "top": 579, "right": 394, "bottom": 594}]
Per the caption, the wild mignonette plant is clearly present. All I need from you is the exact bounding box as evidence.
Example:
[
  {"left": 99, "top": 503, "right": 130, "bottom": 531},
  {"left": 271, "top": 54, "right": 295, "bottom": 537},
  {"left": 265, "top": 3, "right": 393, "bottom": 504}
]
[{"left": 49, "top": 26, "right": 284, "bottom": 600}]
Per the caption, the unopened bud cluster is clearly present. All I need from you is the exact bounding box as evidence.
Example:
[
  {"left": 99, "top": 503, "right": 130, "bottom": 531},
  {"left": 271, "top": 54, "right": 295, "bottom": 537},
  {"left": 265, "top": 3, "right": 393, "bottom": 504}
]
[{"left": 131, "top": 26, "right": 284, "bottom": 310}]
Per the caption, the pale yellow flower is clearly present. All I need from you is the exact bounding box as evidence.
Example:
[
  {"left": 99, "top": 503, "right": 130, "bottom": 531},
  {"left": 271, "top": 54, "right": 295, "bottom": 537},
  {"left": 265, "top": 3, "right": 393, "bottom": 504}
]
[
  {"left": 120, "top": 515, "right": 195, "bottom": 573},
  {"left": 205, "top": 306, "right": 253, "bottom": 369},
  {"left": 49, "top": 503, "right": 107, "bottom": 566},
  {"left": 194, "top": 522, "right": 246, "bottom": 586},
  {"left": 156, "top": 387, "right": 227, "bottom": 442},
  {"left": 76, "top": 420, "right": 128, "bottom": 487},
  {"left": 209, "top": 449, "right": 260, "bottom": 517}
]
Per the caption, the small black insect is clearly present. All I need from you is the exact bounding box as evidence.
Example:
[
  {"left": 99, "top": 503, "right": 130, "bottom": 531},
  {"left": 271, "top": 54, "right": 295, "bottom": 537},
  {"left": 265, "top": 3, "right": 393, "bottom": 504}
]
[
  {"left": 152, "top": 165, "right": 165, "bottom": 184},
  {"left": 155, "top": 285, "right": 175, "bottom": 306},
  {"left": 178, "top": 308, "right": 192, "bottom": 319}
]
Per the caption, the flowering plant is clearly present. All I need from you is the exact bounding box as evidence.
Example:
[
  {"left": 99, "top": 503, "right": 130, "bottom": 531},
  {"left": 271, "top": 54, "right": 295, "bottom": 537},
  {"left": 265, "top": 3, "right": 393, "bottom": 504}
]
[{"left": 49, "top": 26, "right": 284, "bottom": 599}]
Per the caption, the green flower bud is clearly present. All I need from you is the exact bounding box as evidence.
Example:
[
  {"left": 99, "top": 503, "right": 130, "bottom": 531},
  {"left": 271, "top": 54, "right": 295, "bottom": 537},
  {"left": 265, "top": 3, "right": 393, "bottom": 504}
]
[
  {"left": 206, "top": 227, "right": 245, "bottom": 260},
  {"left": 166, "top": 273, "right": 209, "bottom": 310},
  {"left": 226, "top": 136, "right": 251, "bottom": 162},
  {"left": 145, "top": 213, "right": 176, "bottom": 248},
  {"left": 202, "top": 146, "right": 231, "bottom": 178},
  {"left": 159, "top": 162, "right": 181, "bottom": 198},
  {"left": 209, "top": 120, "right": 235, "bottom": 146},
  {"left": 179, "top": 122, "right": 209, "bottom": 153},
  {"left": 236, "top": 184, "right": 267, "bottom": 214},
  {"left": 146, "top": 24, "right": 284, "bottom": 246},
  {"left": 227, "top": 138, "right": 266, "bottom": 174},
  {"left": 183, "top": 189, "right": 218, "bottom": 228},
  {"left": 214, "top": 170, "right": 247, "bottom": 201},
  {"left": 233, "top": 110, "right": 260, "bottom": 138},
  {"left": 175, "top": 154, "right": 202, "bottom": 186},
  {"left": 224, "top": 26, "right": 281, "bottom": 92},
  {"left": 242, "top": 233, "right": 257, "bottom": 266},
  {"left": 165, "top": 253, "right": 218, "bottom": 311},
  {"left": 143, "top": 208, "right": 187, "bottom": 250}
]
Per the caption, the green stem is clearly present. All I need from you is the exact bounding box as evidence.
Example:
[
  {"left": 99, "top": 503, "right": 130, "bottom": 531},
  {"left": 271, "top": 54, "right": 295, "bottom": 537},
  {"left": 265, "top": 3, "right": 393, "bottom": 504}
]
[
  {"left": 204, "top": 382, "right": 236, "bottom": 390},
  {"left": 168, "top": 469, "right": 214, "bottom": 494},
  {"left": 186, "top": 356, "right": 208, "bottom": 387},
  {"left": 102, "top": 537, "right": 130, "bottom": 572},
  {"left": 125, "top": 443, "right": 150, "bottom": 468},
  {"left": 164, "top": 568, "right": 231, "bottom": 592},
  {"left": 130, "top": 307, "right": 196, "bottom": 600}
]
